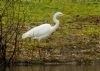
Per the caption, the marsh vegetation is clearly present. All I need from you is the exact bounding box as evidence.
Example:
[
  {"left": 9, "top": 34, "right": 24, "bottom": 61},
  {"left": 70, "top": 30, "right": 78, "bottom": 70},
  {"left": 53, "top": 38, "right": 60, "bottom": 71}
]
[{"left": 0, "top": 0, "right": 100, "bottom": 65}]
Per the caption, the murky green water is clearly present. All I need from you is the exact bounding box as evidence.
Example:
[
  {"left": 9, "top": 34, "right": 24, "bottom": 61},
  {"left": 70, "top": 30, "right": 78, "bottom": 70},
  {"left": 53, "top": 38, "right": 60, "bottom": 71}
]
[{"left": 1, "top": 65, "right": 100, "bottom": 71}]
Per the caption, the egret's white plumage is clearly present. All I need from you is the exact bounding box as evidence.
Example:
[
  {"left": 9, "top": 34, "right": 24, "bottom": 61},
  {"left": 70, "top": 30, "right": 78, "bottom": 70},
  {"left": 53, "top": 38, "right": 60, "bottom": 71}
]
[{"left": 22, "top": 12, "right": 63, "bottom": 41}]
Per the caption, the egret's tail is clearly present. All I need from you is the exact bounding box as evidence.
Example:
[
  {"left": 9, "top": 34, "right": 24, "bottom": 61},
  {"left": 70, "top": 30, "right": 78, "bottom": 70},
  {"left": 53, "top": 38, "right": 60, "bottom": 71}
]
[{"left": 22, "top": 33, "right": 27, "bottom": 39}]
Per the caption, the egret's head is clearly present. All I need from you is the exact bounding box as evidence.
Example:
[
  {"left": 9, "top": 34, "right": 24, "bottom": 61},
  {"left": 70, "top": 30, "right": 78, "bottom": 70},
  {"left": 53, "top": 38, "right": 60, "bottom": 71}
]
[{"left": 54, "top": 12, "right": 63, "bottom": 17}]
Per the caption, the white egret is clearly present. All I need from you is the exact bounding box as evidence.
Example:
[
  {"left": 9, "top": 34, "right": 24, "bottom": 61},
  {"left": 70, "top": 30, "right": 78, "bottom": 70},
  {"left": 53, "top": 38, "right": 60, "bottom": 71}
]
[{"left": 22, "top": 12, "right": 64, "bottom": 41}]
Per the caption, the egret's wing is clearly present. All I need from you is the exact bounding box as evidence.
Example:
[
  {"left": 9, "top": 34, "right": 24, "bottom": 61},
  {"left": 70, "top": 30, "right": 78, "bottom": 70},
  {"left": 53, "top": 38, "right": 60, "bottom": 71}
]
[
  {"left": 32, "top": 24, "right": 51, "bottom": 37},
  {"left": 22, "top": 24, "right": 51, "bottom": 39}
]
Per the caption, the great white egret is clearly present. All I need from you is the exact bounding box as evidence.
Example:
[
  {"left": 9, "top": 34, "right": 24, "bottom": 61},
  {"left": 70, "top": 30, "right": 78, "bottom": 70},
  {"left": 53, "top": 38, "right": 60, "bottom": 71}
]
[{"left": 22, "top": 12, "right": 63, "bottom": 41}]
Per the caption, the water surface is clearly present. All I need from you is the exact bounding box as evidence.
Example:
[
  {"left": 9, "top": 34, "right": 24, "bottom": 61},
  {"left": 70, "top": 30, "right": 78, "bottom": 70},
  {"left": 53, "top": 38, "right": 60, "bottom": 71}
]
[{"left": 1, "top": 65, "right": 100, "bottom": 71}]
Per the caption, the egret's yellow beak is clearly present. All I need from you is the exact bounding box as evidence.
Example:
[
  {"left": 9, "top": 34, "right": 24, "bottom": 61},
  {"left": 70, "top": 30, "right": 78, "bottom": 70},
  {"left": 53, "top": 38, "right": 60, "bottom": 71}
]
[{"left": 63, "top": 14, "right": 67, "bottom": 16}]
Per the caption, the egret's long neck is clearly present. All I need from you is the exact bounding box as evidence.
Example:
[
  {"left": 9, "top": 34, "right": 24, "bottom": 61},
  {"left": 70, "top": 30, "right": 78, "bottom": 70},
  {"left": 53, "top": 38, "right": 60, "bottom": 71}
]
[{"left": 51, "top": 14, "right": 59, "bottom": 32}]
